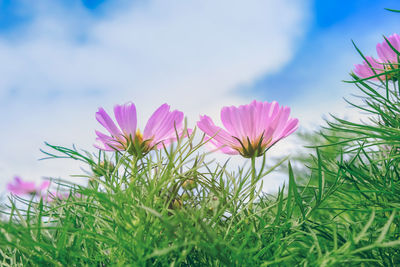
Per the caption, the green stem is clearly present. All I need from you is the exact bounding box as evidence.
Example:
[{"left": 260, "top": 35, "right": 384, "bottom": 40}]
[
  {"left": 131, "top": 156, "right": 139, "bottom": 185},
  {"left": 250, "top": 155, "right": 257, "bottom": 210}
]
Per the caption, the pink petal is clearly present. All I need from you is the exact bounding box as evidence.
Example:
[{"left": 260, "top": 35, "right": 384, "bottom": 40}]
[
  {"left": 258, "top": 101, "right": 280, "bottom": 136},
  {"left": 39, "top": 181, "right": 51, "bottom": 191},
  {"left": 271, "top": 106, "right": 291, "bottom": 139},
  {"left": 96, "top": 107, "right": 122, "bottom": 137},
  {"left": 282, "top": 118, "right": 299, "bottom": 138},
  {"left": 221, "top": 106, "right": 243, "bottom": 139},
  {"left": 377, "top": 33, "right": 400, "bottom": 63},
  {"left": 353, "top": 56, "right": 384, "bottom": 80},
  {"left": 143, "top": 104, "right": 185, "bottom": 148},
  {"left": 271, "top": 117, "right": 299, "bottom": 145},
  {"left": 8, "top": 178, "right": 35, "bottom": 194},
  {"left": 114, "top": 102, "right": 137, "bottom": 138},
  {"left": 197, "top": 115, "right": 238, "bottom": 148},
  {"left": 143, "top": 104, "right": 170, "bottom": 139},
  {"left": 94, "top": 130, "right": 124, "bottom": 151},
  {"left": 7, "top": 176, "right": 48, "bottom": 196},
  {"left": 204, "top": 137, "right": 239, "bottom": 155},
  {"left": 150, "top": 110, "right": 184, "bottom": 142}
]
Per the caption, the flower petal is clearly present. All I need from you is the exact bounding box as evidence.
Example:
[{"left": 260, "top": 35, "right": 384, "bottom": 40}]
[
  {"left": 96, "top": 107, "right": 122, "bottom": 137},
  {"left": 353, "top": 56, "right": 384, "bottom": 80},
  {"left": 39, "top": 181, "right": 51, "bottom": 191},
  {"left": 221, "top": 106, "right": 246, "bottom": 140},
  {"left": 143, "top": 103, "right": 170, "bottom": 139},
  {"left": 7, "top": 176, "right": 45, "bottom": 195},
  {"left": 151, "top": 110, "right": 184, "bottom": 142},
  {"left": 197, "top": 115, "right": 238, "bottom": 148},
  {"left": 205, "top": 136, "right": 239, "bottom": 155},
  {"left": 143, "top": 104, "right": 185, "bottom": 148},
  {"left": 377, "top": 33, "right": 400, "bottom": 63},
  {"left": 114, "top": 102, "right": 137, "bottom": 138},
  {"left": 94, "top": 130, "right": 124, "bottom": 151}
]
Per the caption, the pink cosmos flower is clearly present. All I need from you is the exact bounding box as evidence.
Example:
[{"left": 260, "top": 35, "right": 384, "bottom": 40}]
[
  {"left": 376, "top": 33, "right": 400, "bottom": 64},
  {"left": 197, "top": 100, "right": 299, "bottom": 158},
  {"left": 95, "top": 102, "right": 185, "bottom": 156},
  {"left": 353, "top": 33, "right": 400, "bottom": 80},
  {"left": 7, "top": 176, "right": 50, "bottom": 196},
  {"left": 353, "top": 56, "right": 385, "bottom": 80}
]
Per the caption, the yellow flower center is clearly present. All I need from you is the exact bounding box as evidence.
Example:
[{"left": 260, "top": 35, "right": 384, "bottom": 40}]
[
  {"left": 123, "top": 129, "right": 154, "bottom": 156},
  {"left": 135, "top": 129, "right": 144, "bottom": 143},
  {"left": 232, "top": 135, "right": 272, "bottom": 158}
]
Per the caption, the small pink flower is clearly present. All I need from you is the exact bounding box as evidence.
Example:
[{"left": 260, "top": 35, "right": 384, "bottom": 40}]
[
  {"left": 376, "top": 33, "right": 400, "bottom": 64},
  {"left": 7, "top": 176, "right": 50, "bottom": 196},
  {"left": 353, "top": 56, "right": 385, "bottom": 80},
  {"left": 197, "top": 100, "right": 299, "bottom": 158},
  {"left": 95, "top": 102, "right": 185, "bottom": 156}
]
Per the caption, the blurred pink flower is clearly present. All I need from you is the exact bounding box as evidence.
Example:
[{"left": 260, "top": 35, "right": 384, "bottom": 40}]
[
  {"left": 95, "top": 102, "right": 185, "bottom": 155},
  {"left": 7, "top": 176, "right": 50, "bottom": 196},
  {"left": 353, "top": 56, "right": 385, "bottom": 80},
  {"left": 376, "top": 33, "right": 400, "bottom": 64},
  {"left": 197, "top": 100, "right": 299, "bottom": 158}
]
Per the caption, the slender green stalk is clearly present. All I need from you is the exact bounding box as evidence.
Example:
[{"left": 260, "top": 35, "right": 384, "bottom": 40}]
[{"left": 250, "top": 155, "right": 257, "bottom": 210}]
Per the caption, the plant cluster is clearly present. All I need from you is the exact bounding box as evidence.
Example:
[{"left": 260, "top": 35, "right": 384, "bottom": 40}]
[{"left": 1, "top": 30, "right": 400, "bottom": 266}]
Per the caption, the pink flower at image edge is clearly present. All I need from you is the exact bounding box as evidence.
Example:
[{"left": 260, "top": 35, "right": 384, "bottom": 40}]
[
  {"left": 353, "top": 33, "right": 400, "bottom": 80},
  {"left": 376, "top": 33, "right": 400, "bottom": 64}
]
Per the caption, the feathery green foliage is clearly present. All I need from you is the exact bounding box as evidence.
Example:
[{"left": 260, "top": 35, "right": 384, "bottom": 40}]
[{"left": 2, "top": 35, "right": 400, "bottom": 267}]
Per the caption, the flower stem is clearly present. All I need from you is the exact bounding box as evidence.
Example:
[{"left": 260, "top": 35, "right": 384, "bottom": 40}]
[
  {"left": 131, "top": 156, "right": 139, "bottom": 185},
  {"left": 250, "top": 155, "right": 257, "bottom": 210}
]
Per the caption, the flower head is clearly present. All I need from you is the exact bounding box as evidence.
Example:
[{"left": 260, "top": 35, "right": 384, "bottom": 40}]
[
  {"left": 197, "top": 100, "right": 298, "bottom": 158},
  {"left": 7, "top": 176, "right": 50, "bottom": 196},
  {"left": 95, "top": 102, "right": 185, "bottom": 156}
]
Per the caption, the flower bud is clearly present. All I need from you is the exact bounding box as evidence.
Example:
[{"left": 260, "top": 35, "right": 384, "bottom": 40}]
[
  {"left": 182, "top": 179, "right": 196, "bottom": 190},
  {"left": 181, "top": 193, "right": 190, "bottom": 202},
  {"left": 172, "top": 199, "right": 183, "bottom": 209},
  {"left": 92, "top": 161, "right": 115, "bottom": 177}
]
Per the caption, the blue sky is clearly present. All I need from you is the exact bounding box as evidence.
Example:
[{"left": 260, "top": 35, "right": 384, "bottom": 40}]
[{"left": 0, "top": 0, "right": 399, "bottom": 192}]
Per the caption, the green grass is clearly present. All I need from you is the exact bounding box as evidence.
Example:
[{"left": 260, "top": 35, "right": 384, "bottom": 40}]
[{"left": 2, "top": 42, "right": 400, "bottom": 267}]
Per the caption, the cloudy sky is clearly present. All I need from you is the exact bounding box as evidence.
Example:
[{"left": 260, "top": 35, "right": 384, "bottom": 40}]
[{"left": 0, "top": 0, "right": 399, "bottom": 193}]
